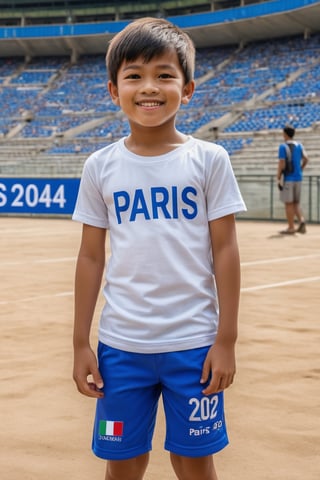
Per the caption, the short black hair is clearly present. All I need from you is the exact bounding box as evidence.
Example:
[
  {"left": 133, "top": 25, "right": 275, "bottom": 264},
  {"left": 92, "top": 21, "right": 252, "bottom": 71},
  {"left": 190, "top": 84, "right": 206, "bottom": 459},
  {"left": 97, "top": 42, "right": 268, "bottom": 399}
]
[
  {"left": 106, "top": 17, "right": 195, "bottom": 86},
  {"left": 283, "top": 125, "right": 295, "bottom": 138}
]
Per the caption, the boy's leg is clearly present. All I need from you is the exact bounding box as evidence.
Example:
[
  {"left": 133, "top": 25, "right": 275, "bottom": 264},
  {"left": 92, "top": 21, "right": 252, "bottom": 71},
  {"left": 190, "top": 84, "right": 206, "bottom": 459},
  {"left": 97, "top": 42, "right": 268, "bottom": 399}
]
[
  {"left": 93, "top": 344, "right": 161, "bottom": 463},
  {"left": 105, "top": 453, "right": 149, "bottom": 480},
  {"left": 160, "top": 347, "right": 229, "bottom": 479},
  {"left": 170, "top": 453, "right": 218, "bottom": 480}
]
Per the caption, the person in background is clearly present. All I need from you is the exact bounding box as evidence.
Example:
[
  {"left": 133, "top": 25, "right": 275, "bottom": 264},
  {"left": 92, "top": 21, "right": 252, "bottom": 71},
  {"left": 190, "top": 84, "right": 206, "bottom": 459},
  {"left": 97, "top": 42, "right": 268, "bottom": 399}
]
[
  {"left": 277, "top": 125, "right": 309, "bottom": 234},
  {"left": 72, "top": 17, "right": 246, "bottom": 480}
]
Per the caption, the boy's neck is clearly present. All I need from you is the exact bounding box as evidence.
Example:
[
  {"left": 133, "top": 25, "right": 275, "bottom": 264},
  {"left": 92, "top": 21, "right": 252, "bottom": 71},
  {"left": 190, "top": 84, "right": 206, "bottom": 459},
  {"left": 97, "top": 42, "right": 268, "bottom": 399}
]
[{"left": 125, "top": 128, "right": 189, "bottom": 157}]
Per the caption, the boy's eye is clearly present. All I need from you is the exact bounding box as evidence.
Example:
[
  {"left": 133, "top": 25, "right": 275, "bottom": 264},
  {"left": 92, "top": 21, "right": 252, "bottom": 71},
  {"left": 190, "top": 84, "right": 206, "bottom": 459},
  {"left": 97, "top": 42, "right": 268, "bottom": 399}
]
[
  {"left": 125, "top": 74, "right": 140, "bottom": 79},
  {"left": 159, "top": 73, "right": 173, "bottom": 79}
]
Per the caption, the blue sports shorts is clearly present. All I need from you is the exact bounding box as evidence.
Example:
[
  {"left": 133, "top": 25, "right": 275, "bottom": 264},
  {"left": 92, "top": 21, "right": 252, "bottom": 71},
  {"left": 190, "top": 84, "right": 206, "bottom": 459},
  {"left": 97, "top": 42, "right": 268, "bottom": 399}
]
[{"left": 92, "top": 343, "right": 229, "bottom": 460}]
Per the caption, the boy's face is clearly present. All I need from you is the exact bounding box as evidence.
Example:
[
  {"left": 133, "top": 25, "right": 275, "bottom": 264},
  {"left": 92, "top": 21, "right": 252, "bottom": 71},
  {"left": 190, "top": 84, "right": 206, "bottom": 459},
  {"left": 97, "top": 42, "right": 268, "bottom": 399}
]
[{"left": 108, "top": 49, "right": 194, "bottom": 130}]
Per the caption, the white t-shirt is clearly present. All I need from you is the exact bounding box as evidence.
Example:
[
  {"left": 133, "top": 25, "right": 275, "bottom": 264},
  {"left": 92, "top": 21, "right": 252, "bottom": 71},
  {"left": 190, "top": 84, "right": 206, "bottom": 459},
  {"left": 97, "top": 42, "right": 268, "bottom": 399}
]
[{"left": 73, "top": 136, "right": 246, "bottom": 353}]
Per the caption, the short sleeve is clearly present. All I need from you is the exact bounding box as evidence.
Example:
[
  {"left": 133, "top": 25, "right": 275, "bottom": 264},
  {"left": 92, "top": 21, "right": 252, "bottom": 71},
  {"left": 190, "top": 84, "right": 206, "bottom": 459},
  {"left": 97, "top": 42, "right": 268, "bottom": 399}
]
[
  {"left": 204, "top": 145, "right": 246, "bottom": 221},
  {"left": 72, "top": 154, "right": 109, "bottom": 228}
]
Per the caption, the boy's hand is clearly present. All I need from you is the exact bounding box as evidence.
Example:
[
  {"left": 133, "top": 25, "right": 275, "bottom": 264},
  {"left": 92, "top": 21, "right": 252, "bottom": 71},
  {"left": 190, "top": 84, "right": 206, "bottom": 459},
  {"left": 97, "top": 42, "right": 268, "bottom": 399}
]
[
  {"left": 200, "top": 342, "right": 236, "bottom": 395},
  {"left": 73, "top": 346, "right": 104, "bottom": 398}
]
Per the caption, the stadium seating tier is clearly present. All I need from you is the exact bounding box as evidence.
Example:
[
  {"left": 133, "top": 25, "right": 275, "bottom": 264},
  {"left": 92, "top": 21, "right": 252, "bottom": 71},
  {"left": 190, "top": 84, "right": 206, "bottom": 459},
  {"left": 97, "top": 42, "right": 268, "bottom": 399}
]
[{"left": 0, "top": 32, "right": 319, "bottom": 176}]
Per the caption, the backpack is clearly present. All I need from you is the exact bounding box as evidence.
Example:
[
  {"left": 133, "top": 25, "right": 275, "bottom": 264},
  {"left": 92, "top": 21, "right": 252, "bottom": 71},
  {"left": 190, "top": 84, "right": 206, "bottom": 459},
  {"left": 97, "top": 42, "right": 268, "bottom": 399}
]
[{"left": 283, "top": 142, "right": 295, "bottom": 174}]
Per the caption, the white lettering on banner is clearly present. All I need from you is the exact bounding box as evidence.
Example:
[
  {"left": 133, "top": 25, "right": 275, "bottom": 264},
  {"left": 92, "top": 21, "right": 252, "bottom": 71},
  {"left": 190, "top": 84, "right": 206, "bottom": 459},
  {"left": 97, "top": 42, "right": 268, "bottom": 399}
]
[
  {"left": 0, "top": 183, "right": 7, "bottom": 207},
  {"left": 0, "top": 182, "right": 66, "bottom": 209}
]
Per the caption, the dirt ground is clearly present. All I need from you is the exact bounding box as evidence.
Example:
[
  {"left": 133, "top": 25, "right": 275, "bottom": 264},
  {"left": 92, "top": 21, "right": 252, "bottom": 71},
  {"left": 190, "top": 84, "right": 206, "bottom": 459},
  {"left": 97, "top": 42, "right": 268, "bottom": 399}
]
[{"left": 1, "top": 217, "right": 320, "bottom": 480}]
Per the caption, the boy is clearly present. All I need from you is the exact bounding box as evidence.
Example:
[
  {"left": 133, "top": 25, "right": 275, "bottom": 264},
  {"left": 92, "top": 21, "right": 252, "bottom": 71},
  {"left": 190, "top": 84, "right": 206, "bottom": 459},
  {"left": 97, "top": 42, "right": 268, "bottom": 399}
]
[
  {"left": 72, "top": 17, "right": 246, "bottom": 480},
  {"left": 277, "top": 125, "right": 309, "bottom": 234}
]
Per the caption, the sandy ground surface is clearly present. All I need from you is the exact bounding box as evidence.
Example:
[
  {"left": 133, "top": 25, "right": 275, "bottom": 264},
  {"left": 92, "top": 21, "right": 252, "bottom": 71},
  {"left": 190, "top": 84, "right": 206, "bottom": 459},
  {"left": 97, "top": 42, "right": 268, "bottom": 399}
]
[{"left": 1, "top": 217, "right": 320, "bottom": 480}]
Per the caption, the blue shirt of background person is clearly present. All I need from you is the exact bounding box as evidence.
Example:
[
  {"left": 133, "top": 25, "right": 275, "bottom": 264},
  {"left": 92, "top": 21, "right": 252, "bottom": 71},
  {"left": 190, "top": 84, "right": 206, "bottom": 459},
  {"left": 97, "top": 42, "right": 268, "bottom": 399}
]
[
  {"left": 278, "top": 140, "right": 305, "bottom": 182},
  {"left": 277, "top": 124, "right": 309, "bottom": 234}
]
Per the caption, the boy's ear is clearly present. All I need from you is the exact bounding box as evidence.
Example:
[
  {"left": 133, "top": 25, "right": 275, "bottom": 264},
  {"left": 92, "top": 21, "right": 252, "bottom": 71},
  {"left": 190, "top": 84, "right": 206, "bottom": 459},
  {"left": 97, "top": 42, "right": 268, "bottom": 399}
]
[
  {"left": 108, "top": 80, "right": 120, "bottom": 106},
  {"left": 181, "top": 80, "right": 195, "bottom": 105}
]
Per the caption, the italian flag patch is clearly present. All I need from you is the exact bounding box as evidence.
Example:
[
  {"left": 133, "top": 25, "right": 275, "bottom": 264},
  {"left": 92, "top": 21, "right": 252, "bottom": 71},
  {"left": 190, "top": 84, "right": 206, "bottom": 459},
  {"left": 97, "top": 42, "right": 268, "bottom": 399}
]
[{"left": 99, "top": 420, "right": 124, "bottom": 436}]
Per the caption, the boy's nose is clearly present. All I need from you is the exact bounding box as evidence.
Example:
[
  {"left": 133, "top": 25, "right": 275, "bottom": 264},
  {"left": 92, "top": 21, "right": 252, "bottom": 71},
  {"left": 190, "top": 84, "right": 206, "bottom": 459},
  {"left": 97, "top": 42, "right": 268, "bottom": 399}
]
[{"left": 140, "top": 82, "right": 159, "bottom": 94}]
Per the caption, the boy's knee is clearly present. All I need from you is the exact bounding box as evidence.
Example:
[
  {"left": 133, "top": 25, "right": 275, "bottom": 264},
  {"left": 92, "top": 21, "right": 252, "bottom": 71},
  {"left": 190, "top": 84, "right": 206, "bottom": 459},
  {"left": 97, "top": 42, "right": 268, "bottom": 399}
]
[
  {"left": 106, "top": 453, "right": 149, "bottom": 480},
  {"left": 170, "top": 453, "right": 217, "bottom": 480}
]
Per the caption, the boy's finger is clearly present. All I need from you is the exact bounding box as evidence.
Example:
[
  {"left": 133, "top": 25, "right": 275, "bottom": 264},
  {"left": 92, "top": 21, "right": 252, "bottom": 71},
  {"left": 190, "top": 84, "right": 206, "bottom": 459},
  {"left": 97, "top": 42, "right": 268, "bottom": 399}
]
[
  {"left": 203, "top": 373, "right": 235, "bottom": 395},
  {"left": 78, "top": 378, "right": 104, "bottom": 398},
  {"left": 92, "top": 370, "right": 104, "bottom": 390},
  {"left": 200, "top": 355, "right": 211, "bottom": 385},
  {"left": 87, "top": 381, "right": 104, "bottom": 398},
  {"left": 202, "top": 376, "right": 220, "bottom": 395}
]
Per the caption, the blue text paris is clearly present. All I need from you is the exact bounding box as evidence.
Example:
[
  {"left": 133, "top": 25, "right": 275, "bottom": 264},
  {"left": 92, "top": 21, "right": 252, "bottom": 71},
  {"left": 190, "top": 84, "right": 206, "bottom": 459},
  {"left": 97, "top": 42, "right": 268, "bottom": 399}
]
[{"left": 113, "top": 186, "right": 198, "bottom": 224}]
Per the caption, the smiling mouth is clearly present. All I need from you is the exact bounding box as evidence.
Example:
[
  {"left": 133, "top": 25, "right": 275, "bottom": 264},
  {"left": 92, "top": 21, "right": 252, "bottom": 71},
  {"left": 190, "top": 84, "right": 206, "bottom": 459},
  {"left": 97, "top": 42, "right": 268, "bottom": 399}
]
[{"left": 136, "top": 101, "right": 163, "bottom": 107}]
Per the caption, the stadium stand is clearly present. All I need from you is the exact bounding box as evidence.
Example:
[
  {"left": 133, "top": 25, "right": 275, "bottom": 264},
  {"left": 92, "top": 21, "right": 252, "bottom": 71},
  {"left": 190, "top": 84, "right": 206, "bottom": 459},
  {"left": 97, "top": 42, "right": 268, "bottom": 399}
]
[
  {"left": 0, "top": 0, "right": 319, "bottom": 182},
  {"left": 0, "top": 0, "right": 216, "bottom": 25}
]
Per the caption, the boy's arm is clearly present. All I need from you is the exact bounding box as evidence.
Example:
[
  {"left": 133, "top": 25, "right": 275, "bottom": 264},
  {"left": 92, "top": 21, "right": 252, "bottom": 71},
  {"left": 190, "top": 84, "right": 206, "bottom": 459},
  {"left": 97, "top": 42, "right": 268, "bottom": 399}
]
[
  {"left": 73, "top": 223, "right": 106, "bottom": 399},
  {"left": 201, "top": 214, "right": 241, "bottom": 395}
]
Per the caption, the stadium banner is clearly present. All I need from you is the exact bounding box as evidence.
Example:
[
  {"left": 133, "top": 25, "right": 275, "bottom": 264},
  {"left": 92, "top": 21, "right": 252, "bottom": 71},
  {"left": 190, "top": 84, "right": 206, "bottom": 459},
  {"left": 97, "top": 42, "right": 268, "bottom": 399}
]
[{"left": 0, "top": 178, "right": 80, "bottom": 215}]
